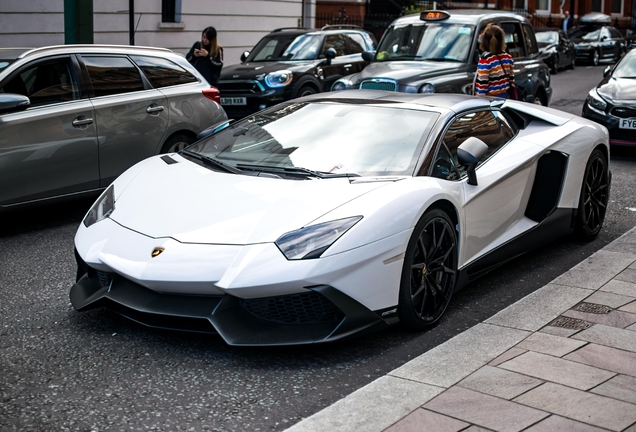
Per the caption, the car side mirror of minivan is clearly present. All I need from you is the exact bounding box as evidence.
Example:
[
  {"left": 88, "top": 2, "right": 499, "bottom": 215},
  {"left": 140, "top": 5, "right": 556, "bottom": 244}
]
[
  {"left": 240, "top": 51, "right": 250, "bottom": 62},
  {"left": 320, "top": 47, "right": 337, "bottom": 65},
  {"left": 0, "top": 94, "right": 30, "bottom": 115},
  {"left": 603, "top": 66, "right": 612, "bottom": 77},
  {"left": 457, "top": 137, "right": 489, "bottom": 186},
  {"left": 362, "top": 50, "right": 375, "bottom": 62}
]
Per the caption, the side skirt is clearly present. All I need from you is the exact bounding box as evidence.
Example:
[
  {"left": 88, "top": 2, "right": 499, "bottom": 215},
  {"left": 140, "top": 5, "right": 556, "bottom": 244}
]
[{"left": 455, "top": 207, "right": 575, "bottom": 291}]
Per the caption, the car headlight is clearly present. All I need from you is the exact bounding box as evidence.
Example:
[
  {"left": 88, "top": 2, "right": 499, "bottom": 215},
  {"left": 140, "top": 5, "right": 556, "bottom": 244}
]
[
  {"left": 83, "top": 185, "right": 115, "bottom": 227},
  {"left": 275, "top": 216, "right": 362, "bottom": 260},
  {"left": 586, "top": 89, "right": 607, "bottom": 114},
  {"left": 419, "top": 83, "right": 435, "bottom": 94},
  {"left": 332, "top": 81, "right": 347, "bottom": 92},
  {"left": 265, "top": 70, "right": 293, "bottom": 88}
]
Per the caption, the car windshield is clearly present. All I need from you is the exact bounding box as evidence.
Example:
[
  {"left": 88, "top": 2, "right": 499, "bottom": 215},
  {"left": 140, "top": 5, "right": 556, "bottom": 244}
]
[
  {"left": 570, "top": 27, "right": 601, "bottom": 41},
  {"left": 375, "top": 23, "right": 474, "bottom": 62},
  {"left": 186, "top": 102, "right": 438, "bottom": 177},
  {"left": 612, "top": 53, "right": 636, "bottom": 78},
  {"left": 246, "top": 33, "right": 323, "bottom": 61},
  {"left": 536, "top": 32, "right": 558, "bottom": 44}
]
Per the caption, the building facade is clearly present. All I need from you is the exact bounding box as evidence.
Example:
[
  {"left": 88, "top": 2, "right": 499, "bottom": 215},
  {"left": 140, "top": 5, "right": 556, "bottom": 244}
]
[{"left": 0, "top": 0, "right": 317, "bottom": 66}]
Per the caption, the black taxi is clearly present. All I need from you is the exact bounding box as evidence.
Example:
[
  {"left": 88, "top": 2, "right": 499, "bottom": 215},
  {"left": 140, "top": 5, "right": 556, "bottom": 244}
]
[
  {"left": 217, "top": 26, "right": 376, "bottom": 118},
  {"left": 332, "top": 10, "right": 552, "bottom": 105}
]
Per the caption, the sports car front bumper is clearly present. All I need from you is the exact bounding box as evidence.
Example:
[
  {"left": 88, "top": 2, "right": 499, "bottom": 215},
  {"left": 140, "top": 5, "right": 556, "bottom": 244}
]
[{"left": 71, "top": 251, "right": 398, "bottom": 346}]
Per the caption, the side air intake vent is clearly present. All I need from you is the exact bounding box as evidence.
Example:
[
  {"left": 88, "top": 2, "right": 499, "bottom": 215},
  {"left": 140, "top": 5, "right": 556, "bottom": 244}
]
[{"left": 525, "top": 151, "right": 568, "bottom": 222}]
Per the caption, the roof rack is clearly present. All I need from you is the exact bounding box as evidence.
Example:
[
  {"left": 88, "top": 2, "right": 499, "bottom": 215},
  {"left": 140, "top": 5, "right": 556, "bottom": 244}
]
[
  {"left": 270, "top": 27, "right": 312, "bottom": 33},
  {"left": 18, "top": 44, "right": 172, "bottom": 59},
  {"left": 321, "top": 24, "right": 363, "bottom": 31}
]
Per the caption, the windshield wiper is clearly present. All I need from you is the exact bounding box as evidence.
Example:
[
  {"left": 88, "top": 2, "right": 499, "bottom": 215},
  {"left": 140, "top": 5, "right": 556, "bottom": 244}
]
[
  {"left": 236, "top": 163, "right": 361, "bottom": 179},
  {"left": 181, "top": 150, "right": 244, "bottom": 174}
]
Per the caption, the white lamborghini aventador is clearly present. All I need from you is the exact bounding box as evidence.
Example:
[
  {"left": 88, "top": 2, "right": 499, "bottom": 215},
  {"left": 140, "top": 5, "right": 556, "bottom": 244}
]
[{"left": 71, "top": 90, "right": 610, "bottom": 346}]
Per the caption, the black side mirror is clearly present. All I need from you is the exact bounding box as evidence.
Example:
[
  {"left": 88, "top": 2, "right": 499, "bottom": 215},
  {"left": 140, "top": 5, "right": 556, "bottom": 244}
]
[
  {"left": 603, "top": 66, "right": 612, "bottom": 77},
  {"left": 457, "top": 137, "right": 489, "bottom": 186},
  {"left": 240, "top": 51, "right": 250, "bottom": 62},
  {"left": 0, "top": 93, "right": 30, "bottom": 115},
  {"left": 196, "top": 119, "right": 234, "bottom": 141},
  {"left": 361, "top": 51, "right": 375, "bottom": 62},
  {"left": 320, "top": 47, "right": 337, "bottom": 65}
]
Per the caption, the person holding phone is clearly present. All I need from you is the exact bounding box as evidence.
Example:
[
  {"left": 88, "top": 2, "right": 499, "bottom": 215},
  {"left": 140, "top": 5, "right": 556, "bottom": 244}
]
[{"left": 186, "top": 26, "right": 224, "bottom": 86}]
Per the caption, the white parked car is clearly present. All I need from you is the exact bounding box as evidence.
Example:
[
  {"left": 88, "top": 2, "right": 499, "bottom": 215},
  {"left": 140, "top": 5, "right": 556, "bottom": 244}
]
[{"left": 70, "top": 90, "right": 610, "bottom": 346}]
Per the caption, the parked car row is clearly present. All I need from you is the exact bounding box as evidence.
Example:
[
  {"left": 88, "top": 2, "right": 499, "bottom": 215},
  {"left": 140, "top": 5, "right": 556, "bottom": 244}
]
[{"left": 220, "top": 10, "right": 553, "bottom": 115}]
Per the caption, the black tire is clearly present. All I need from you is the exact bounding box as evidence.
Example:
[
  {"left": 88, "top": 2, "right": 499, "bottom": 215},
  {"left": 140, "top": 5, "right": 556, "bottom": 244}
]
[
  {"left": 398, "top": 209, "right": 458, "bottom": 330},
  {"left": 568, "top": 54, "right": 576, "bottom": 70},
  {"left": 575, "top": 149, "right": 610, "bottom": 240},
  {"left": 592, "top": 49, "right": 600, "bottom": 66},
  {"left": 533, "top": 90, "right": 547, "bottom": 106},
  {"left": 161, "top": 133, "right": 194, "bottom": 153},
  {"left": 551, "top": 54, "right": 559, "bottom": 74},
  {"left": 295, "top": 84, "right": 317, "bottom": 98}
]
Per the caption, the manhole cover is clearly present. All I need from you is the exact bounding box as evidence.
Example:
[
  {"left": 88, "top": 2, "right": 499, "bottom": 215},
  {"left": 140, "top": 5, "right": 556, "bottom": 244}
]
[
  {"left": 548, "top": 316, "right": 591, "bottom": 330},
  {"left": 574, "top": 302, "right": 612, "bottom": 314}
]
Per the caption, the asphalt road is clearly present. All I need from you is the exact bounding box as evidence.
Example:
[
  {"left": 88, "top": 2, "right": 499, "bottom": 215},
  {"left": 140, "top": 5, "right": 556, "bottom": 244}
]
[{"left": 1, "top": 64, "right": 636, "bottom": 432}]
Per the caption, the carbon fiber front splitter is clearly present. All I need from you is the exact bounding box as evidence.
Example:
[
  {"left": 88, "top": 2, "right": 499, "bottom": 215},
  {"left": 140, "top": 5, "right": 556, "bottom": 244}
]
[{"left": 70, "top": 265, "right": 394, "bottom": 346}]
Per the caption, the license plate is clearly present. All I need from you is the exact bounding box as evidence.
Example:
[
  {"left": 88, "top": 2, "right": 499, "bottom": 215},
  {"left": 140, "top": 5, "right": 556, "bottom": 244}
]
[
  {"left": 221, "top": 97, "right": 247, "bottom": 106},
  {"left": 619, "top": 118, "right": 636, "bottom": 129}
]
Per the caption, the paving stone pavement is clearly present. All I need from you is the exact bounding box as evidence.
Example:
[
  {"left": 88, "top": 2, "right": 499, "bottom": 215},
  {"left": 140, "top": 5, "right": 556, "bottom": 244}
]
[{"left": 285, "top": 227, "right": 636, "bottom": 432}]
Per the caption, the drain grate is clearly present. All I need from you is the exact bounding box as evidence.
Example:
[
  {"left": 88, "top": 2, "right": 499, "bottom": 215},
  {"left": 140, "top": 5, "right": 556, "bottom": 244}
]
[
  {"left": 548, "top": 316, "right": 592, "bottom": 330},
  {"left": 573, "top": 302, "right": 612, "bottom": 314}
]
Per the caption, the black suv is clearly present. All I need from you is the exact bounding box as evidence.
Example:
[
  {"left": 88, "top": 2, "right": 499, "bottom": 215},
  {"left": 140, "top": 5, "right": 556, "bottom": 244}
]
[
  {"left": 217, "top": 26, "right": 376, "bottom": 118},
  {"left": 332, "top": 10, "right": 552, "bottom": 105}
]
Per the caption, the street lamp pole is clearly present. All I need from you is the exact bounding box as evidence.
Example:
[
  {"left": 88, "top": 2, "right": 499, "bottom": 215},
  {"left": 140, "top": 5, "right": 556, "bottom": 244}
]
[{"left": 129, "top": 0, "right": 135, "bottom": 45}]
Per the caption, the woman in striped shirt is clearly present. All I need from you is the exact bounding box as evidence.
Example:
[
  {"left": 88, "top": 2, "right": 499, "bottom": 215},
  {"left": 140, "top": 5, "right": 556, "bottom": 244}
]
[{"left": 474, "top": 25, "right": 514, "bottom": 98}]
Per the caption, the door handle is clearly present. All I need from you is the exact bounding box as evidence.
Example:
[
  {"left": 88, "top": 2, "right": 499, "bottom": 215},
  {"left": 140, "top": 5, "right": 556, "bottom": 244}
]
[
  {"left": 147, "top": 105, "right": 165, "bottom": 114},
  {"left": 344, "top": 64, "right": 352, "bottom": 68},
  {"left": 72, "top": 116, "right": 94, "bottom": 127}
]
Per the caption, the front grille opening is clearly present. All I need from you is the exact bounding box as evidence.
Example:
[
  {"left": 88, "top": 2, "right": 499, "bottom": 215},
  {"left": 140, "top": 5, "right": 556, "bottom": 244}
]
[
  {"left": 96, "top": 270, "right": 114, "bottom": 289},
  {"left": 360, "top": 81, "right": 397, "bottom": 91},
  {"left": 240, "top": 291, "right": 344, "bottom": 325}
]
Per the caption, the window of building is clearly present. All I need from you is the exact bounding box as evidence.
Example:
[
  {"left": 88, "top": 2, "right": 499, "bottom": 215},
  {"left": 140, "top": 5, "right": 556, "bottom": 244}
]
[
  {"left": 162, "top": 0, "right": 182, "bottom": 23},
  {"left": 591, "top": 0, "right": 603, "bottom": 13},
  {"left": 536, "top": 0, "right": 550, "bottom": 12},
  {"left": 611, "top": 0, "right": 622, "bottom": 14}
]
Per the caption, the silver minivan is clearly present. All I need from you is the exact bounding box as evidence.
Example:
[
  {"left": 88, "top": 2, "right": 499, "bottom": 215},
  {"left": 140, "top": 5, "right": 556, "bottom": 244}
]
[{"left": 0, "top": 45, "right": 227, "bottom": 211}]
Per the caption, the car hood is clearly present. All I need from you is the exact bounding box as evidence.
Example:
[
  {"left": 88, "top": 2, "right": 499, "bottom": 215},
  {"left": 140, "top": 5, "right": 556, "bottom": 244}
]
[
  {"left": 597, "top": 77, "right": 636, "bottom": 103},
  {"left": 220, "top": 61, "right": 316, "bottom": 79},
  {"left": 359, "top": 61, "right": 464, "bottom": 83},
  {"left": 110, "top": 155, "right": 389, "bottom": 245}
]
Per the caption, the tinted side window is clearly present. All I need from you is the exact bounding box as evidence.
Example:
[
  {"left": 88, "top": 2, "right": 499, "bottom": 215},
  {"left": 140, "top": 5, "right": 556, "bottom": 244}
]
[
  {"left": 609, "top": 28, "right": 622, "bottom": 39},
  {"left": 82, "top": 56, "right": 144, "bottom": 97},
  {"left": 344, "top": 34, "right": 365, "bottom": 55},
  {"left": 0, "top": 57, "right": 79, "bottom": 106},
  {"left": 500, "top": 22, "right": 526, "bottom": 59},
  {"left": 442, "top": 110, "right": 514, "bottom": 178},
  {"left": 522, "top": 25, "right": 538, "bottom": 55},
  {"left": 131, "top": 55, "right": 198, "bottom": 88},
  {"left": 323, "top": 34, "right": 347, "bottom": 56}
]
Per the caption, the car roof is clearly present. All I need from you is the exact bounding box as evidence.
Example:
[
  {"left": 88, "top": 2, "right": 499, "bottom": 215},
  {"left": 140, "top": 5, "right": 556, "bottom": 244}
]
[
  {"left": 296, "top": 89, "right": 492, "bottom": 115},
  {"left": 3, "top": 44, "right": 174, "bottom": 62},
  {"left": 267, "top": 25, "right": 371, "bottom": 37},
  {"left": 390, "top": 9, "right": 530, "bottom": 26}
]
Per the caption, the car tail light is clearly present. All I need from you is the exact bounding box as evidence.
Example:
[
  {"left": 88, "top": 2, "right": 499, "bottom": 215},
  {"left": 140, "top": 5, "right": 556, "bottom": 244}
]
[{"left": 202, "top": 87, "right": 221, "bottom": 104}]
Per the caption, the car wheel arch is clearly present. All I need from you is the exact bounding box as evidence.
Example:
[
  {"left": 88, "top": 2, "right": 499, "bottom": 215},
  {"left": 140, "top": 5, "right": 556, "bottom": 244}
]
[
  {"left": 293, "top": 77, "right": 321, "bottom": 98},
  {"left": 160, "top": 130, "right": 197, "bottom": 154}
]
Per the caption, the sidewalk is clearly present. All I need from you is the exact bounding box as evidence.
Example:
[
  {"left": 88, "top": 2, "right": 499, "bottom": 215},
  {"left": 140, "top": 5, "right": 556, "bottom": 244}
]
[{"left": 286, "top": 227, "right": 636, "bottom": 432}]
